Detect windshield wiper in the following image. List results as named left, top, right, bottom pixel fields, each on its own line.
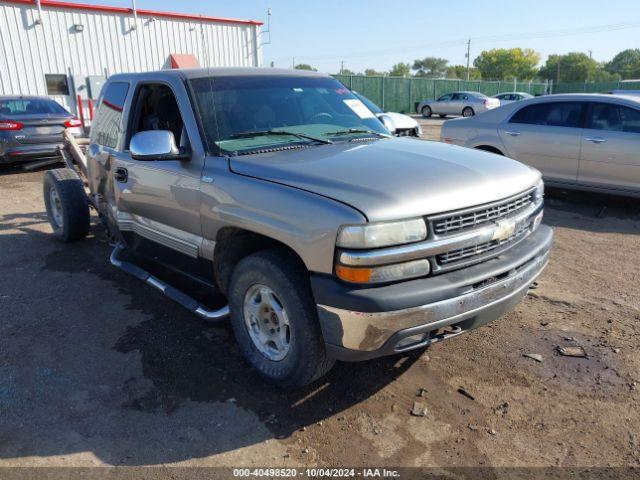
left=229, top=129, right=332, bottom=145
left=325, top=128, right=388, bottom=137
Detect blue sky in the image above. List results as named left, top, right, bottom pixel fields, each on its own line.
left=60, top=0, right=640, bottom=73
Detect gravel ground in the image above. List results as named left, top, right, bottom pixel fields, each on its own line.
left=1, top=133, right=639, bottom=473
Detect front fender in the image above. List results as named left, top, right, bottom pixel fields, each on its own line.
left=200, top=159, right=366, bottom=274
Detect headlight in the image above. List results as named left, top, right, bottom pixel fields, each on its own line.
left=336, top=259, right=430, bottom=284
left=534, top=180, right=544, bottom=203
left=337, top=218, right=427, bottom=249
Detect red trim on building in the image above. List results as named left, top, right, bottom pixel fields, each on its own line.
left=3, top=0, right=264, bottom=25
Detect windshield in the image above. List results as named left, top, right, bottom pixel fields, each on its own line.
left=352, top=91, right=384, bottom=114
left=189, top=75, right=389, bottom=154
left=0, top=98, right=67, bottom=116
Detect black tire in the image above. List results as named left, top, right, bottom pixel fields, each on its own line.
left=228, top=248, right=335, bottom=388
left=421, top=106, right=432, bottom=118
left=462, top=107, right=475, bottom=117
left=43, top=168, right=90, bottom=242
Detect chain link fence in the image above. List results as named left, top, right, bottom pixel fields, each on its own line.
left=333, top=75, right=640, bottom=113
left=333, top=75, right=549, bottom=113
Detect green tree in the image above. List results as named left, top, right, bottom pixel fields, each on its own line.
left=364, top=68, right=385, bottom=76
left=388, top=62, right=411, bottom=77
left=446, top=65, right=481, bottom=80
left=539, top=53, right=617, bottom=83
left=606, top=49, right=640, bottom=79
left=474, top=48, right=540, bottom=80
left=340, top=68, right=356, bottom=75
left=294, top=63, right=317, bottom=71
left=412, top=57, right=448, bottom=78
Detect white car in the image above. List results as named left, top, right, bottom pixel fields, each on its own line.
left=493, top=92, right=533, bottom=105
left=353, top=91, right=421, bottom=137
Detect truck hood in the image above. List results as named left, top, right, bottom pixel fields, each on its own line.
left=229, top=137, right=541, bottom=222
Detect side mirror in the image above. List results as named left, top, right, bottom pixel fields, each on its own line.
left=378, top=114, right=397, bottom=134
left=130, top=130, right=187, bottom=161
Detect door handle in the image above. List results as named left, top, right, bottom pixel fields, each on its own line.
left=504, top=131, right=521, bottom=136
left=585, top=137, right=606, bottom=144
left=114, top=167, right=128, bottom=183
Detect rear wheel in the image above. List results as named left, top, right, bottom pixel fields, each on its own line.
left=421, top=106, right=432, bottom=118
left=43, top=168, right=90, bottom=242
left=462, top=107, right=475, bottom=117
left=228, top=248, right=335, bottom=388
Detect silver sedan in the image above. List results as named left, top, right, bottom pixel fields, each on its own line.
left=440, top=93, right=640, bottom=197
left=493, top=92, right=533, bottom=105
left=417, top=91, right=500, bottom=118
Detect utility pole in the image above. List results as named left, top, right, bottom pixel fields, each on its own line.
left=465, top=39, right=471, bottom=81
left=131, top=0, right=138, bottom=30
left=292, top=57, right=295, bottom=69
left=588, top=50, right=593, bottom=59
left=340, top=60, right=344, bottom=75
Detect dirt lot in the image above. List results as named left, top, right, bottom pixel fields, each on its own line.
left=415, top=115, right=446, bottom=141
left=1, top=127, right=639, bottom=475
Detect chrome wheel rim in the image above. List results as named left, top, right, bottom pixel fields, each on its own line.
left=49, top=187, right=63, bottom=228
left=463, top=109, right=473, bottom=117
left=243, top=284, right=291, bottom=361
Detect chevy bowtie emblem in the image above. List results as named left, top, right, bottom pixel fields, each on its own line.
left=492, top=218, right=516, bottom=241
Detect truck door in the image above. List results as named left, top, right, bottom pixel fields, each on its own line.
left=111, top=79, right=206, bottom=259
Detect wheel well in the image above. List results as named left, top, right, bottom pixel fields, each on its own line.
left=474, top=145, right=504, bottom=155
left=212, top=227, right=306, bottom=294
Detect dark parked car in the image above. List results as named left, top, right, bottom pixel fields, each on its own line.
left=0, top=96, right=83, bottom=165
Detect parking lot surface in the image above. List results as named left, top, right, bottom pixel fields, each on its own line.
left=1, top=131, right=639, bottom=470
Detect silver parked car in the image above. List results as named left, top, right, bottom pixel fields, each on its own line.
left=352, top=91, right=421, bottom=137
left=417, top=91, right=500, bottom=118
left=493, top=92, right=533, bottom=105
left=441, top=93, right=640, bottom=197
left=0, top=96, right=83, bottom=166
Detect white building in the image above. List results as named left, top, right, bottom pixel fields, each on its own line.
left=0, top=0, right=263, bottom=123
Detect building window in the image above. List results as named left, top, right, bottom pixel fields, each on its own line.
left=45, top=74, right=69, bottom=95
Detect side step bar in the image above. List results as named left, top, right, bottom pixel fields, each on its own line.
left=110, top=244, right=229, bottom=322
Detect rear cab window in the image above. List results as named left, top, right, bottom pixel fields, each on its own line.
left=0, top=98, right=67, bottom=116
left=510, top=102, right=584, bottom=128
left=91, top=82, right=130, bottom=149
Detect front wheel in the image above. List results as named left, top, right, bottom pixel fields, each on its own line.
left=43, top=169, right=90, bottom=242
left=421, top=106, right=432, bottom=118
left=462, top=107, right=475, bottom=117
left=228, top=248, right=335, bottom=388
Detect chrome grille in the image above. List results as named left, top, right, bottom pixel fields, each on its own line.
left=437, top=224, right=529, bottom=265
left=432, top=190, right=534, bottom=235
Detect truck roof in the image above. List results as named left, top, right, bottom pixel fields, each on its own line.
left=108, top=67, right=329, bottom=82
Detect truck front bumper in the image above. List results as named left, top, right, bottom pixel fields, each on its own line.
left=312, top=225, right=553, bottom=361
